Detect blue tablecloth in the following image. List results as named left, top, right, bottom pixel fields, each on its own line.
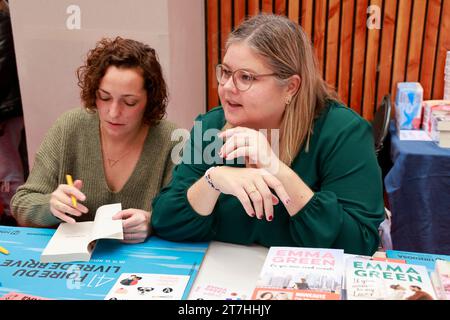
left=384, top=122, right=450, bottom=254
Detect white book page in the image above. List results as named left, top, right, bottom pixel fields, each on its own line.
left=41, top=203, right=124, bottom=263
left=91, top=203, right=123, bottom=241
left=41, top=221, right=94, bottom=261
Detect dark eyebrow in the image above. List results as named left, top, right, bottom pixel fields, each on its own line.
left=98, top=88, right=110, bottom=94
left=98, top=89, right=139, bottom=98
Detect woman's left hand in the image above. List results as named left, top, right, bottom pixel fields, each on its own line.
left=218, top=127, right=281, bottom=174
left=112, top=209, right=151, bottom=243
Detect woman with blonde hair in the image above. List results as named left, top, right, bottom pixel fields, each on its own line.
left=152, top=14, right=384, bottom=255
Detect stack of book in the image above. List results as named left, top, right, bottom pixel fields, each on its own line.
left=422, top=100, right=450, bottom=135
left=430, top=110, right=450, bottom=148
left=445, top=51, right=450, bottom=100
left=437, top=52, right=450, bottom=147
left=250, top=247, right=450, bottom=300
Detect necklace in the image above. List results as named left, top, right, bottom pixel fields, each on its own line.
left=102, top=139, right=135, bottom=167
left=106, top=148, right=133, bottom=167
left=100, top=132, right=138, bottom=168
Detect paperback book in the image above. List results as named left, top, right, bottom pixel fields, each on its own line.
left=41, top=203, right=124, bottom=263
left=251, top=247, right=344, bottom=300
left=434, top=260, right=450, bottom=300
left=346, top=257, right=437, bottom=300
left=386, top=249, right=450, bottom=274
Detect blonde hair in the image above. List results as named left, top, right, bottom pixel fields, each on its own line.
left=225, top=14, right=339, bottom=166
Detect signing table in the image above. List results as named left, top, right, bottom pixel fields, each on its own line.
left=0, top=225, right=267, bottom=300
left=384, top=122, right=450, bottom=254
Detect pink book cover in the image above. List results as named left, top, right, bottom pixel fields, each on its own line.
left=0, top=292, right=52, bottom=300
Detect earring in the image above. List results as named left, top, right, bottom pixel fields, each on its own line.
left=285, top=96, right=292, bottom=105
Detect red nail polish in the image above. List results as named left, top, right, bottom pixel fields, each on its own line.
left=268, top=215, right=273, bottom=221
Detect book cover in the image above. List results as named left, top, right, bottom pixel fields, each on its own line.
left=386, top=249, right=450, bottom=274
left=0, top=291, right=52, bottom=300
left=346, top=258, right=437, bottom=300
left=430, top=271, right=443, bottom=300
left=435, top=260, right=450, bottom=300
left=341, top=253, right=405, bottom=300
left=188, top=241, right=269, bottom=300
left=0, top=226, right=208, bottom=300
left=421, top=100, right=450, bottom=134
left=40, top=203, right=124, bottom=263
left=250, top=247, right=344, bottom=300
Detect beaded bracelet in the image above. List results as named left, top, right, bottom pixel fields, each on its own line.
left=204, top=166, right=221, bottom=192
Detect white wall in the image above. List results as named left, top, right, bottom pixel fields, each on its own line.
left=9, top=0, right=205, bottom=169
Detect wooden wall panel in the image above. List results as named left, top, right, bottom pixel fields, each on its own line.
left=325, top=0, right=341, bottom=88
left=349, top=0, right=369, bottom=115
left=205, top=0, right=450, bottom=119
left=206, top=0, right=219, bottom=108
left=220, top=0, right=232, bottom=60
left=262, top=0, right=273, bottom=13
left=362, top=0, right=382, bottom=121
left=301, top=0, right=313, bottom=41
left=390, top=0, right=412, bottom=103
left=420, top=0, right=441, bottom=100
left=234, top=0, right=246, bottom=27
left=314, top=0, right=327, bottom=75
left=337, top=0, right=355, bottom=105
left=248, top=0, right=260, bottom=16
left=376, top=0, right=397, bottom=107
left=432, top=0, right=450, bottom=98
left=406, top=0, right=426, bottom=82
left=274, top=0, right=287, bottom=15
left=288, top=0, right=300, bottom=22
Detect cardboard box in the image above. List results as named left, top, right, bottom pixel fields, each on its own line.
left=395, top=82, right=423, bottom=130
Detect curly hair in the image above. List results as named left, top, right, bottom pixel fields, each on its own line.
left=77, top=37, right=168, bottom=126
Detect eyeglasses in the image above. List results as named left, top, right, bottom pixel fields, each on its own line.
left=215, top=64, right=278, bottom=92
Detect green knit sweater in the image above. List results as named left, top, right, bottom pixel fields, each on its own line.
left=11, top=108, right=178, bottom=227
left=152, top=101, right=385, bottom=255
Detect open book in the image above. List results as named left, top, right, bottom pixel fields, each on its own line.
left=40, top=203, right=124, bottom=263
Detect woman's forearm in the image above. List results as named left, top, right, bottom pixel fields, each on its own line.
left=274, top=162, right=314, bottom=216
left=187, top=175, right=221, bottom=216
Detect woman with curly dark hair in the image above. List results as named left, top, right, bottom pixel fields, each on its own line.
left=11, top=37, right=177, bottom=243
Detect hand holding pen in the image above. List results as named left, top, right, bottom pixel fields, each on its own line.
left=49, top=174, right=89, bottom=223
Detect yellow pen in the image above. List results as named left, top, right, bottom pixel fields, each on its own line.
left=65, top=174, right=77, bottom=208
left=0, top=246, right=9, bottom=255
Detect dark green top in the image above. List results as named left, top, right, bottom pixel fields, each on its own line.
left=152, top=101, right=385, bottom=255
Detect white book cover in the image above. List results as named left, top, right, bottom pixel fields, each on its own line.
left=40, top=203, right=123, bottom=263
left=188, top=241, right=269, bottom=300
left=251, top=247, right=344, bottom=300
left=104, top=273, right=190, bottom=300
left=346, top=258, right=437, bottom=300
left=435, top=260, right=450, bottom=300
